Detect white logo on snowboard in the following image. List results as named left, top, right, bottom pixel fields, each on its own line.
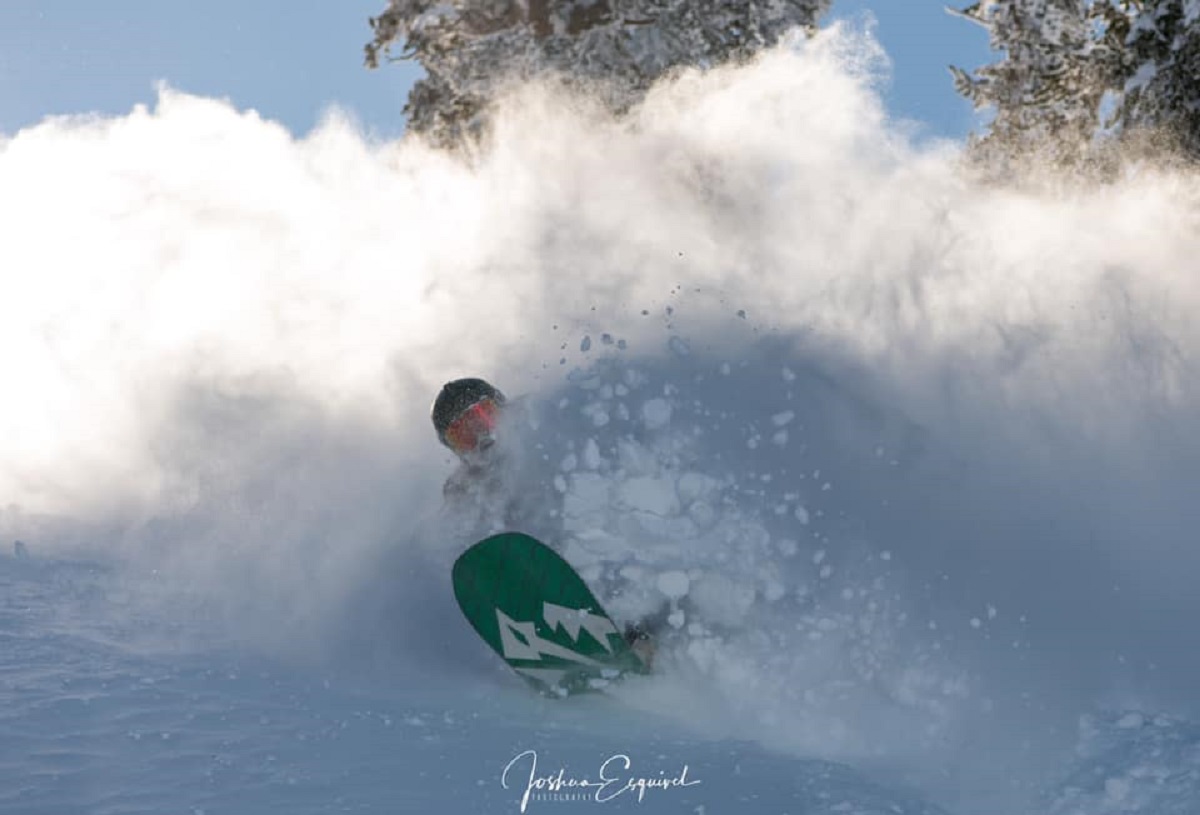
left=496, top=603, right=618, bottom=665
left=542, top=602, right=618, bottom=653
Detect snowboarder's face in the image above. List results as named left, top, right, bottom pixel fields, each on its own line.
left=444, top=397, right=502, bottom=460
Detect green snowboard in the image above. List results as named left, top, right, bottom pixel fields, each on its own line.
left=452, top=532, right=649, bottom=697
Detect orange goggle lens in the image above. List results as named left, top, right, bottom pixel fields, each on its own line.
left=444, top=398, right=501, bottom=454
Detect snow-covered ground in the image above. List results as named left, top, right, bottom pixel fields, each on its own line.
left=3, top=26, right=1200, bottom=815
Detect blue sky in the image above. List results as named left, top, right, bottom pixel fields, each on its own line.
left=0, top=1, right=990, bottom=139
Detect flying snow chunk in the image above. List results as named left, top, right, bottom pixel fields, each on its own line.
left=656, top=571, right=690, bottom=600
left=584, top=404, right=610, bottom=427
left=668, top=336, right=691, bottom=357
left=1104, top=778, right=1132, bottom=803
left=580, top=335, right=592, bottom=353
left=771, top=411, right=795, bottom=427
left=581, top=438, right=602, bottom=469
left=795, top=505, right=810, bottom=525
left=616, top=477, right=679, bottom=516
left=1116, top=713, right=1145, bottom=729
left=763, top=576, right=786, bottom=602
left=641, top=398, right=672, bottom=430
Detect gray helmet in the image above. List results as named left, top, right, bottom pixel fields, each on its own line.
left=432, top=377, right=506, bottom=446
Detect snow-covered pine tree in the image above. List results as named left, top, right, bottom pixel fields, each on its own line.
left=949, top=0, right=1128, bottom=171
left=365, top=1, right=830, bottom=150
left=1117, top=0, right=1200, bottom=158
left=952, top=0, right=1200, bottom=169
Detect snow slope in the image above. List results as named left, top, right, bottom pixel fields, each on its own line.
left=2, top=24, right=1200, bottom=815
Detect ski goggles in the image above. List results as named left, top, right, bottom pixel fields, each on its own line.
left=443, top=397, right=502, bottom=456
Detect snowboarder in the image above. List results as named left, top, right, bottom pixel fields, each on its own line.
left=432, top=377, right=656, bottom=665
left=431, top=376, right=510, bottom=500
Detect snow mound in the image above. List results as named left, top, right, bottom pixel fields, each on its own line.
left=1048, top=712, right=1200, bottom=815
